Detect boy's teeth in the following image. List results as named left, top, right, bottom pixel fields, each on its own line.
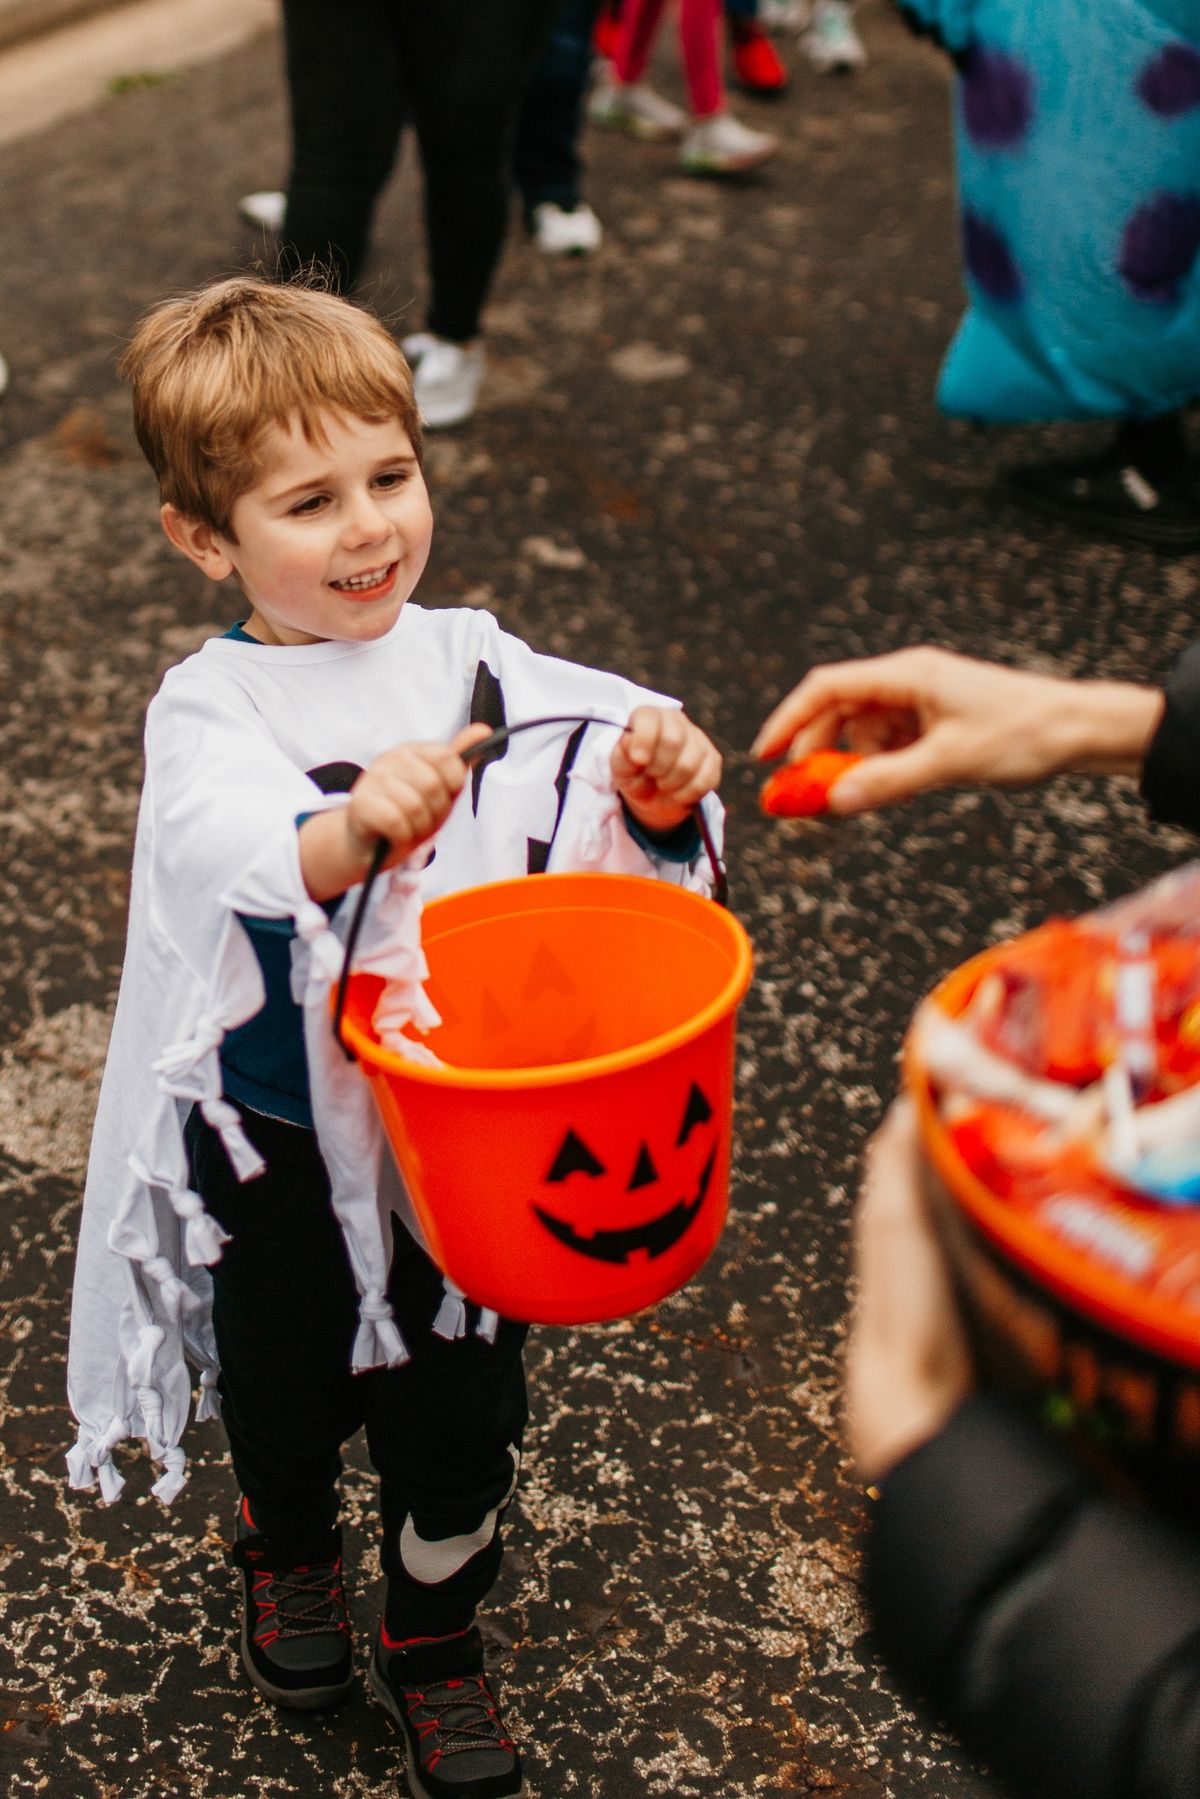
left=335, top=566, right=389, bottom=591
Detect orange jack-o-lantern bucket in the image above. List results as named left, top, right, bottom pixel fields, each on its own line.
left=335, top=872, right=753, bottom=1325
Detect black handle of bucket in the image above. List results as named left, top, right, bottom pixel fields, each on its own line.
left=331, top=713, right=728, bottom=1059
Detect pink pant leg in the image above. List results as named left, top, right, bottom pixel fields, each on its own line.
left=678, top=0, right=723, bottom=117
left=613, top=0, right=670, bottom=84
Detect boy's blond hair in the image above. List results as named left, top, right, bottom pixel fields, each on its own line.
left=120, top=277, right=422, bottom=538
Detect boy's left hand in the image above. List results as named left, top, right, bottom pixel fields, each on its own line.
left=610, top=706, right=722, bottom=835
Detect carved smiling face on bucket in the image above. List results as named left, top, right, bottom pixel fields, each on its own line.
left=534, top=1082, right=717, bottom=1265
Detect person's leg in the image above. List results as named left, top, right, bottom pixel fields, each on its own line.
left=514, top=0, right=605, bottom=217
left=363, top=1227, right=529, bottom=1796
left=678, top=0, right=724, bottom=117
left=186, top=1104, right=361, bottom=1707
left=613, top=0, right=670, bottom=83
left=277, top=0, right=405, bottom=290
left=401, top=0, right=560, bottom=346
left=363, top=1227, right=530, bottom=1643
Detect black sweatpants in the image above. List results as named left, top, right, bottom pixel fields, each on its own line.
left=185, top=1103, right=529, bottom=1638
left=278, top=0, right=561, bottom=341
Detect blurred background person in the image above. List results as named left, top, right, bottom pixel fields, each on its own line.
left=515, top=0, right=607, bottom=255
left=589, top=0, right=780, bottom=174
left=895, top=0, right=1200, bottom=550
left=244, top=0, right=562, bottom=430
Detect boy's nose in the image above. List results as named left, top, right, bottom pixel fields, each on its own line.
left=343, top=491, right=391, bottom=546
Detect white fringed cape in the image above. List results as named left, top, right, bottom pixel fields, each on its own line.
left=66, top=605, right=722, bottom=1504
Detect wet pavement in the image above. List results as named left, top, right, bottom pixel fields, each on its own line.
left=1, top=4, right=1196, bottom=1795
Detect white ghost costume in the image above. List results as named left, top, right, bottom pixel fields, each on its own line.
left=66, top=605, right=722, bottom=1505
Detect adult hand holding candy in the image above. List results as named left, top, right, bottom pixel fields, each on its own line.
left=752, top=646, right=1164, bottom=816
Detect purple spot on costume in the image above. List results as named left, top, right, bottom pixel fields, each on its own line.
left=962, top=210, right=1023, bottom=302
left=960, top=48, right=1035, bottom=148
left=1136, top=44, right=1200, bottom=118
left=1119, top=192, right=1200, bottom=303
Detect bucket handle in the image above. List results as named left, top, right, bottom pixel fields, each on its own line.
left=331, top=713, right=728, bottom=1060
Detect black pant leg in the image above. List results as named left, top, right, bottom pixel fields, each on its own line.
left=362, top=1224, right=530, bottom=1639
left=185, top=1105, right=363, bottom=1554
left=514, top=0, right=604, bottom=216
left=400, top=0, right=562, bottom=342
left=278, top=0, right=405, bottom=290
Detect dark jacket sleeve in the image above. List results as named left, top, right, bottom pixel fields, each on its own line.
left=1141, top=644, right=1200, bottom=835
left=864, top=1395, right=1200, bottom=1799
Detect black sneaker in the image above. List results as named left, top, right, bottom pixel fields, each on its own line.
left=229, top=1497, right=355, bottom=1709
left=1006, top=448, right=1200, bottom=551
left=369, top=1622, right=524, bottom=1798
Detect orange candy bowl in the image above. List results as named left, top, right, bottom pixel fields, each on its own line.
left=905, top=935, right=1200, bottom=1511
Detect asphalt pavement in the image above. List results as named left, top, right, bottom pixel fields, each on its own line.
left=0, top=4, right=1196, bottom=1795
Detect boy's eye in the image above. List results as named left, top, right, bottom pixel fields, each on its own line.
left=373, top=468, right=410, bottom=491
left=290, top=493, right=328, bottom=516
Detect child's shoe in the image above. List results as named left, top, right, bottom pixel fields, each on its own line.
left=804, top=0, right=866, bottom=71
left=238, top=189, right=286, bottom=232
left=679, top=111, right=780, bottom=174
left=529, top=201, right=603, bottom=256
left=759, top=0, right=808, bottom=29
left=229, top=1497, right=354, bottom=1709
left=401, top=333, right=487, bottom=430
left=370, top=1622, right=524, bottom=1798
left=1006, top=447, right=1200, bottom=552
left=729, top=21, right=790, bottom=95
left=588, top=79, right=687, bottom=140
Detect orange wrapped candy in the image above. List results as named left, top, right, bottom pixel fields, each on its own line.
left=759, top=750, right=865, bottom=818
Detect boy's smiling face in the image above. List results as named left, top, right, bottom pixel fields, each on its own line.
left=165, top=409, right=433, bottom=645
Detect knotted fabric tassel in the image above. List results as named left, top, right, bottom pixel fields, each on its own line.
left=140, top=1252, right=202, bottom=1320
left=169, top=1187, right=230, bottom=1267
left=352, top=1289, right=409, bottom=1371
left=151, top=1447, right=188, bottom=1505
left=153, top=1016, right=224, bottom=1083
left=433, top=1278, right=469, bottom=1341
left=476, top=1308, right=500, bottom=1345
left=199, top=1098, right=265, bottom=1183
left=67, top=1416, right=129, bottom=1503
left=195, top=1367, right=221, bottom=1423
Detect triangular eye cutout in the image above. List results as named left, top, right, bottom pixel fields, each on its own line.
left=627, top=1144, right=659, bottom=1190
left=545, top=1129, right=607, bottom=1183
left=676, top=1083, right=713, bottom=1146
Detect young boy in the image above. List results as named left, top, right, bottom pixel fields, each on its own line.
left=66, top=277, right=723, bottom=1799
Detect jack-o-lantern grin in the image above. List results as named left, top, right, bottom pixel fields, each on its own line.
left=532, top=1083, right=717, bottom=1266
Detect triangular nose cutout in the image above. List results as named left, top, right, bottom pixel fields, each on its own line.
left=524, top=940, right=577, bottom=1001
left=627, top=1144, right=659, bottom=1190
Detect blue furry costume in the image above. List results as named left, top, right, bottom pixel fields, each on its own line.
left=898, top=0, right=1200, bottom=422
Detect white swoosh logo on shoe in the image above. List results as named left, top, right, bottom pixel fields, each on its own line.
left=1120, top=467, right=1160, bottom=512
left=398, top=1449, right=520, bottom=1585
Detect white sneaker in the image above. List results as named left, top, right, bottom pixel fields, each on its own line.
left=238, top=189, right=286, bottom=232
left=759, top=0, right=808, bottom=29
left=530, top=201, right=603, bottom=256
left=0, top=351, right=8, bottom=398
left=679, top=111, right=780, bottom=175
left=588, top=80, right=687, bottom=141
left=401, top=332, right=486, bottom=429
left=804, top=0, right=865, bottom=71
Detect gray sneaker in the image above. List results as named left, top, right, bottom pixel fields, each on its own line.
left=369, top=1622, right=523, bottom=1798
left=229, top=1496, right=354, bottom=1709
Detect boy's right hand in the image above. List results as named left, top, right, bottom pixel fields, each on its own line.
left=300, top=724, right=490, bottom=901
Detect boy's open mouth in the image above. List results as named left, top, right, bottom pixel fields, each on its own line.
left=330, top=561, right=398, bottom=598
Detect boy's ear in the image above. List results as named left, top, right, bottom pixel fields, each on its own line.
left=160, top=504, right=235, bottom=582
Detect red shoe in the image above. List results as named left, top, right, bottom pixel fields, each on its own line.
left=730, top=24, right=789, bottom=94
